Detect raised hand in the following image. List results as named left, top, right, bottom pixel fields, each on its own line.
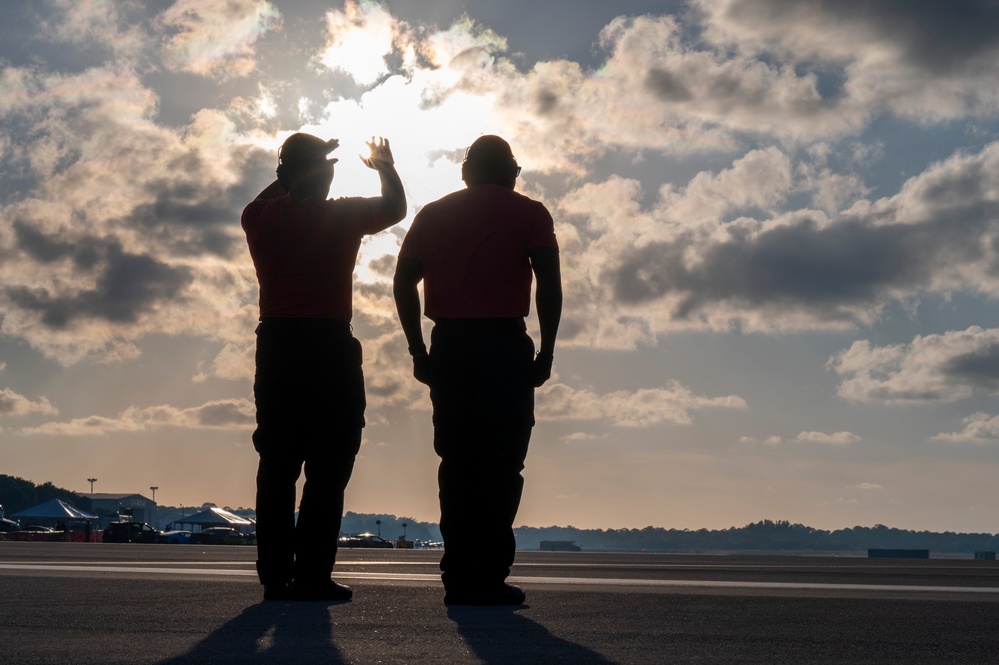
left=360, top=137, right=395, bottom=169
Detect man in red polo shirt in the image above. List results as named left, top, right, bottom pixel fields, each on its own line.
left=243, top=133, right=405, bottom=601
left=394, top=135, right=562, bottom=605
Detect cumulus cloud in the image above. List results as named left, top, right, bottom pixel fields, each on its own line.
left=694, top=0, right=999, bottom=122
left=8, top=239, right=193, bottom=328
left=0, top=58, right=264, bottom=363
left=20, top=399, right=254, bottom=436
left=829, top=326, right=999, bottom=403
left=0, top=389, right=57, bottom=419
left=595, top=14, right=858, bottom=142
left=318, top=0, right=399, bottom=86
left=796, top=431, right=861, bottom=445
left=537, top=380, right=746, bottom=427
left=561, top=140, right=999, bottom=341
left=5, top=1, right=999, bottom=372
left=158, top=0, right=281, bottom=78
left=742, top=431, right=861, bottom=446
left=562, top=432, right=602, bottom=442
left=39, top=0, right=149, bottom=63
left=934, top=412, right=999, bottom=444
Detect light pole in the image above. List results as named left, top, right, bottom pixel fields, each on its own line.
left=87, top=478, right=97, bottom=494
left=376, top=519, right=381, bottom=537
left=402, top=522, right=408, bottom=541
left=149, top=487, right=159, bottom=529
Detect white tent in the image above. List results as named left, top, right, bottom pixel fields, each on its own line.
left=11, top=498, right=98, bottom=521
left=173, top=506, right=253, bottom=529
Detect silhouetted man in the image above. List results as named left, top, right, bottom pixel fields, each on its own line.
left=243, top=133, right=405, bottom=601
left=394, top=135, right=562, bottom=605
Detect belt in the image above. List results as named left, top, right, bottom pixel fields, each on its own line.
left=257, top=318, right=352, bottom=335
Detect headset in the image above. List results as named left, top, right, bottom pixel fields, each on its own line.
left=461, top=148, right=521, bottom=185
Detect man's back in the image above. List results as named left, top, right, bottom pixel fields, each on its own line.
left=242, top=196, right=380, bottom=321
left=401, top=184, right=557, bottom=320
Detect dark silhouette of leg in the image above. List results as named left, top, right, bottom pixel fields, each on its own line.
left=255, top=451, right=302, bottom=585
left=430, top=320, right=534, bottom=594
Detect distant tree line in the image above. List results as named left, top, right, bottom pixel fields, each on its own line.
left=0, top=475, right=89, bottom=514
left=513, top=520, right=999, bottom=553
left=4, top=476, right=997, bottom=553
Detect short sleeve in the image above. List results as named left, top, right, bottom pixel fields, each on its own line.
left=527, top=202, right=558, bottom=250
left=398, top=211, right=425, bottom=260
left=329, top=196, right=385, bottom=235
left=241, top=199, right=267, bottom=232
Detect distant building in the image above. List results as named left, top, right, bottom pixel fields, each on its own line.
left=87, top=493, right=156, bottom=527
left=540, top=540, right=582, bottom=552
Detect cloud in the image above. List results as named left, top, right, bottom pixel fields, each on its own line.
left=693, top=0, right=999, bottom=122
left=562, top=432, right=602, bottom=442
left=20, top=398, right=254, bottom=436
left=193, top=341, right=255, bottom=383
left=560, top=140, right=999, bottom=341
left=7, top=240, right=192, bottom=328
left=158, top=0, right=281, bottom=78
left=742, top=431, right=861, bottom=446
left=6, top=1, right=999, bottom=376
left=39, top=0, right=149, bottom=63
left=829, top=326, right=999, bottom=403
left=0, top=57, right=264, bottom=364
left=0, top=389, right=57, bottom=418
left=796, top=431, right=861, bottom=445
left=537, top=380, right=746, bottom=427
left=594, top=14, right=859, bottom=142
left=317, top=0, right=400, bottom=86
left=934, top=412, right=999, bottom=444
left=850, top=483, right=883, bottom=491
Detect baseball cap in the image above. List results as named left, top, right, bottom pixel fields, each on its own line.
left=278, top=133, right=339, bottom=166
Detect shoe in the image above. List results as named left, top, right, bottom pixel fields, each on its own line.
left=444, top=583, right=526, bottom=606
left=262, top=582, right=293, bottom=601
left=290, top=580, right=353, bottom=602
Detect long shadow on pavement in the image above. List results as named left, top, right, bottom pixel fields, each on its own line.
left=158, top=601, right=346, bottom=664
left=448, top=605, right=615, bottom=664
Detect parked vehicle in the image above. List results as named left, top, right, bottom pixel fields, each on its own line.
left=338, top=533, right=395, bottom=548
left=102, top=522, right=160, bottom=543
left=22, top=525, right=56, bottom=533
left=190, top=527, right=246, bottom=545
left=156, top=530, right=193, bottom=544
left=0, top=505, right=18, bottom=532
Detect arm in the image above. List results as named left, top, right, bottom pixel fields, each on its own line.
left=361, top=137, right=407, bottom=230
left=393, top=256, right=431, bottom=385
left=253, top=179, right=287, bottom=201
left=529, top=246, right=563, bottom=386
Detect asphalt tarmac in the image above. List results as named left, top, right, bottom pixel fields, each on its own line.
left=2, top=543, right=998, bottom=663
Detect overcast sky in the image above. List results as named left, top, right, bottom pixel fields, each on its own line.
left=4, top=0, right=999, bottom=533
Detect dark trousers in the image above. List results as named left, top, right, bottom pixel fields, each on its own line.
left=429, top=318, right=536, bottom=590
left=252, top=318, right=365, bottom=585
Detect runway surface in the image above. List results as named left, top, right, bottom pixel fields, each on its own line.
left=3, top=543, right=998, bottom=663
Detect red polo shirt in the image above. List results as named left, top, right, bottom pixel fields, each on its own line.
left=242, top=196, right=386, bottom=321
left=399, top=185, right=558, bottom=320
